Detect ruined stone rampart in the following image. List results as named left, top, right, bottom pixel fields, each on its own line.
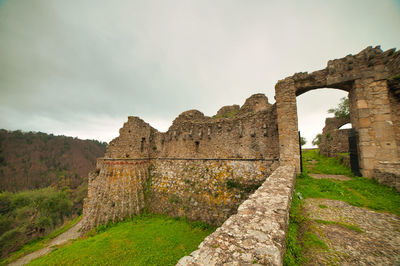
left=319, top=117, right=350, bottom=157
left=82, top=94, right=280, bottom=232
left=177, top=165, right=296, bottom=266
left=81, top=159, right=150, bottom=232
left=106, top=94, right=278, bottom=160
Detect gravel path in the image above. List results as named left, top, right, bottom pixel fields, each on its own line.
left=8, top=220, right=83, bottom=266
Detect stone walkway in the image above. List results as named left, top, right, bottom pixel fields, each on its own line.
left=303, top=173, right=400, bottom=265
left=303, top=198, right=400, bottom=265
left=308, top=173, right=351, bottom=181
left=8, top=220, right=83, bottom=266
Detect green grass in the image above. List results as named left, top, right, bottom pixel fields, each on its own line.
left=28, top=214, right=215, bottom=266
left=296, top=172, right=400, bottom=216
left=212, top=109, right=239, bottom=119
left=284, top=149, right=400, bottom=265
left=314, top=219, right=363, bottom=233
left=302, top=231, right=328, bottom=250
left=303, top=149, right=353, bottom=176
left=283, top=195, right=306, bottom=266
left=1, top=216, right=82, bottom=265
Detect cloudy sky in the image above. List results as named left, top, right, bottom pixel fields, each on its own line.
left=1, top=0, right=399, bottom=147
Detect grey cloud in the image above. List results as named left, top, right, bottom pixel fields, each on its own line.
left=0, top=0, right=399, bottom=142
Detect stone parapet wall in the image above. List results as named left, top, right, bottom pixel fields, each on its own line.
left=177, top=165, right=296, bottom=266
left=149, top=159, right=278, bottom=226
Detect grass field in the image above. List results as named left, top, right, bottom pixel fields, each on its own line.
left=28, top=214, right=215, bottom=265
left=284, top=149, right=400, bottom=266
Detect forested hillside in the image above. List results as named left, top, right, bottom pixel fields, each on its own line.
left=0, top=129, right=106, bottom=192
left=0, top=129, right=106, bottom=258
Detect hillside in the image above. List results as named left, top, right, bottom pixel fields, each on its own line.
left=0, top=129, right=106, bottom=192
left=0, top=129, right=106, bottom=258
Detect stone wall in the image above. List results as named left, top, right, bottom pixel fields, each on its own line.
left=106, top=94, right=279, bottom=160
left=81, top=158, right=150, bottom=232
left=388, top=78, right=400, bottom=158
left=81, top=94, right=281, bottom=232
left=148, top=159, right=277, bottom=226
left=373, top=80, right=400, bottom=191
left=319, top=117, right=350, bottom=157
left=177, top=165, right=296, bottom=266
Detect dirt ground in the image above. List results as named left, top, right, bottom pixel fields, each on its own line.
left=8, top=220, right=83, bottom=266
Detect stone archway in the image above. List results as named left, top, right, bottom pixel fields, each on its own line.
left=275, top=46, right=400, bottom=183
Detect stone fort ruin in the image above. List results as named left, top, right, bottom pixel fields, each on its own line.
left=82, top=46, right=400, bottom=265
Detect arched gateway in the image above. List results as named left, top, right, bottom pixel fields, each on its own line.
left=275, top=46, right=400, bottom=187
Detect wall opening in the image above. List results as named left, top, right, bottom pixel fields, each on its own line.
left=141, top=138, right=146, bottom=152
left=195, top=141, right=200, bottom=152
left=339, top=123, right=352, bottom=130
left=296, top=89, right=349, bottom=148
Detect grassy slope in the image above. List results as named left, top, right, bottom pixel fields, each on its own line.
left=1, top=216, right=82, bottom=265
left=284, top=149, right=400, bottom=265
left=29, top=215, right=215, bottom=265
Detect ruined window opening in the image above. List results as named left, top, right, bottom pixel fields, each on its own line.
left=195, top=141, right=200, bottom=152
left=141, top=138, right=146, bottom=152
left=125, top=154, right=130, bottom=158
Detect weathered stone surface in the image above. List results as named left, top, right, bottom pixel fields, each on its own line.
left=238, top=93, right=271, bottom=115
left=275, top=46, right=400, bottom=190
left=216, top=105, right=240, bottom=117
left=105, top=94, right=279, bottom=160
left=81, top=94, right=281, bottom=233
left=177, top=165, right=296, bottom=266
left=319, top=117, right=351, bottom=157
left=149, top=159, right=278, bottom=226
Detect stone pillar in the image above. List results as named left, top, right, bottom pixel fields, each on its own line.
left=351, top=78, right=399, bottom=177
left=275, top=78, right=301, bottom=173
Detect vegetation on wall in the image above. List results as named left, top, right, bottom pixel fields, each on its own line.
left=312, top=133, right=322, bottom=146
left=300, top=137, right=307, bottom=146
left=328, top=96, right=349, bottom=119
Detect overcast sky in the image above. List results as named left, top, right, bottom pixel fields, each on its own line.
left=0, top=0, right=399, bottom=147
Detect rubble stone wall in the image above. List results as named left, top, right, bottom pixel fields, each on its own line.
left=319, top=117, right=351, bottom=157
left=81, top=94, right=281, bottom=232
left=177, top=165, right=296, bottom=266
left=81, top=159, right=150, bottom=232
left=148, top=159, right=278, bottom=226
left=106, top=94, right=279, bottom=160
